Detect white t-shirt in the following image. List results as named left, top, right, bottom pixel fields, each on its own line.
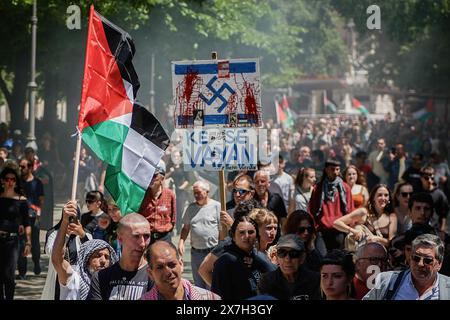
left=59, top=265, right=81, bottom=300
left=273, top=172, right=294, bottom=209
left=182, top=199, right=221, bottom=249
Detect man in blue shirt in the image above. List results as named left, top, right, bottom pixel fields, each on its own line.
left=363, top=234, right=450, bottom=300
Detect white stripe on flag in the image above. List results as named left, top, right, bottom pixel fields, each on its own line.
left=122, top=127, right=164, bottom=189
left=110, top=113, right=132, bottom=127
left=123, top=79, right=135, bottom=104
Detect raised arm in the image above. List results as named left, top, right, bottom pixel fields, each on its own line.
left=333, top=207, right=368, bottom=241
left=51, top=201, right=78, bottom=286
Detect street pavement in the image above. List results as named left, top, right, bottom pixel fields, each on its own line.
left=14, top=202, right=193, bottom=300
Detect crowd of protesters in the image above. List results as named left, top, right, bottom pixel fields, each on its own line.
left=1, top=108, right=450, bottom=300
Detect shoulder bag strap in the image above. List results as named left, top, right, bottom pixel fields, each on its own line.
left=384, top=270, right=407, bottom=300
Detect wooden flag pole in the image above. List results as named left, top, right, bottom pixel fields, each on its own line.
left=211, top=51, right=227, bottom=211
left=71, top=5, right=95, bottom=203
left=71, top=133, right=82, bottom=202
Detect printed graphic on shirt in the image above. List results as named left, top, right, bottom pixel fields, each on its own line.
left=107, top=279, right=148, bottom=300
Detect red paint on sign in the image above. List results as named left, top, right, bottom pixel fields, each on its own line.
left=183, top=71, right=199, bottom=105
left=244, top=82, right=258, bottom=115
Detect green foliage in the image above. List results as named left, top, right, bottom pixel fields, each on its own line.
left=0, top=0, right=349, bottom=125
left=332, top=0, right=450, bottom=92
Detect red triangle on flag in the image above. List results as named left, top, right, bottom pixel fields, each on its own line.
left=281, top=95, right=290, bottom=110
left=78, top=5, right=134, bottom=133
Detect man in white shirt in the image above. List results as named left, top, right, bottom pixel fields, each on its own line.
left=273, top=155, right=294, bottom=210
left=368, top=138, right=389, bottom=185
left=178, top=181, right=221, bottom=289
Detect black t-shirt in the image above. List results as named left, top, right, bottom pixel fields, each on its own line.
left=254, top=191, right=288, bottom=220
left=0, top=197, right=29, bottom=233
left=87, top=262, right=153, bottom=300
left=23, top=177, right=44, bottom=206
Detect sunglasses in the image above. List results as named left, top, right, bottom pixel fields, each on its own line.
left=297, top=226, right=314, bottom=234
left=232, top=188, right=250, bottom=196
left=421, top=175, right=435, bottom=181
left=277, top=249, right=302, bottom=259
left=411, top=254, right=434, bottom=265
left=401, top=192, right=413, bottom=198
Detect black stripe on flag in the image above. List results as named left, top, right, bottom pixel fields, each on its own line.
left=98, top=12, right=140, bottom=99
left=131, top=102, right=170, bottom=151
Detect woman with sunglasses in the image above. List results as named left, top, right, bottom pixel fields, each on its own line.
left=393, top=182, right=413, bottom=234
left=320, top=249, right=355, bottom=300
left=80, top=191, right=107, bottom=235
left=283, top=210, right=324, bottom=271
left=343, top=165, right=369, bottom=209
left=289, top=167, right=316, bottom=213
left=258, top=234, right=321, bottom=300
left=334, top=184, right=397, bottom=248
left=211, top=216, right=273, bottom=300
left=0, top=167, right=30, bottom=299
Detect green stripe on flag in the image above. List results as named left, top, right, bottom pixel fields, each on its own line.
left=105, top=164, right=147, bottom=214
left=82, top=120, right=129, bottom=167
left=357, top=106, right=369, bottom=115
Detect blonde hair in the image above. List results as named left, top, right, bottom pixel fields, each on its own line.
left=249, top=208, right=278, bottom=227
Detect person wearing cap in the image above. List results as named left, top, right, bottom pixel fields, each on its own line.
left=308, top=159, right=354, bottom=252
left=139, top=160, right=176, bottom=244
left=258, top=234, right=321, bottom=300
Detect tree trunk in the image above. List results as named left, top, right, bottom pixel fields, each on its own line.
left=9, top=50, right=28, bottom=131
left=42, top=72, right=58, bottom=135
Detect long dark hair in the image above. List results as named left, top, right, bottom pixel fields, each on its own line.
left=320, top=249, right=355, bottom=279
left=0, top=167, right=25, bottom=196
left=283, top=210, right=316, bottom=238
left=294, top=167, right=315, bottom=188
left=85, top=190, right=108, bottom=213
left=392, top=182, right=412, bottom=208
left=367, top=184, right=394, bottom=217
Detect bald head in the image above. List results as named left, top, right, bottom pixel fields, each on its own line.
left=145, top=240, right=180, bottom=268
left=117, top=213, right=150, bottom=234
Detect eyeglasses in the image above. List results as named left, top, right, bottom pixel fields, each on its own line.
left=232, top=188, right=250, bottom=196
left=4, top=177, right=16, bottom=182
left=297, top=226, right=314, bottom=234
left=401, top=192, right=413, bottom=198
left=277, top=249, right=302, bottom=259
left=358, top=257, right=387, bottom=264
left=411, top=254, right=434, bottom=265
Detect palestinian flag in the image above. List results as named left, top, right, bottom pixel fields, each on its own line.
left=78, top=5, right=169, bottom=213
left=281, top=95, right=295, bottom=129
left=275, top=99, right=287, bottom=124
left=323, top=91, right=337, bottom=113
left=352, top=98, right=369, bottom=115
left=412, top=99, right=434, bottom=122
